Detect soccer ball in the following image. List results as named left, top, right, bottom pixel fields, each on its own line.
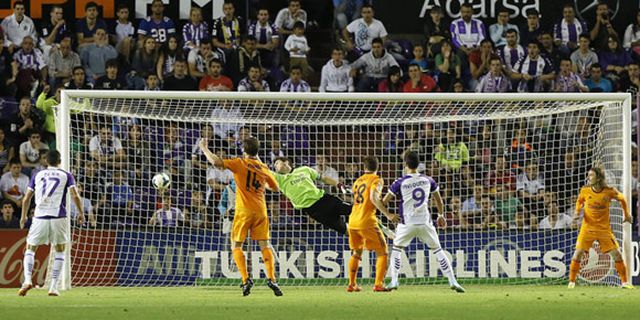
left=152, top=173, right=171, bottom=190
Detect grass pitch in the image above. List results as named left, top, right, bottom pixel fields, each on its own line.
left=1, top=284, right=638, bottom=320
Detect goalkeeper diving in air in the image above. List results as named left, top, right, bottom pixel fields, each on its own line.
left=272, top=157, right=394, bottom=237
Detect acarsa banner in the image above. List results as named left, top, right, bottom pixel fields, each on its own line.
left=114, top=229, right=627, bottom=286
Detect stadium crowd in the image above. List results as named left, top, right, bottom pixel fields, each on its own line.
left=0, top=0, right=638, bottom=233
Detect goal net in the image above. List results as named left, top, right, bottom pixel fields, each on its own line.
left=53, top=91, right=632, bottom=288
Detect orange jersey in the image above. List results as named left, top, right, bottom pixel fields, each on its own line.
left=223, top=157, right=277, bottom=216
left=349, top=173, right=382, bottom=230
left=576, top=186, right=628, bottom=232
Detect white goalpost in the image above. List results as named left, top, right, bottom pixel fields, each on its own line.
left=52, top=91, right=633, bottom=289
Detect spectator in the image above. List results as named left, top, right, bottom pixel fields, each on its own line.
left=480, top=195, right=506, bottom=230
left=162, top=59, right=198, bottom=91
left=49, top=38, right=81, bottom=87
left=403, top=63, right=438, bottom=92
left=319, top=47, right=354, bottom=92
left=450, top=3, right=486, bottom=59
left=0, top=200, right=19, bottom=228
left=227, top=35, right=261, bottom=85
left=0, top=34, right=18, bottom=96
left=81, top=28, right=118, bottom=83
left=39, top=5, right=70, bottom=60
left=435, top=40, right=462, bottom=92
left=95, top=59, right=126, bottom=90
left=540, top=30, right=566, bottom=73
left=76, top=1, right=108, bottom=48
left=249, top=8, right=279, bottom=68
left=144, top=73, right=160, bottom=91
left=5, top=97, right=44, bottom=148
left=137, top=0, right=176, bottom=47
left=584, top=63, right=613, bottom=92
left=0, top=158, right=29, bottom=208
left=122, top=124, right=150, bottom=186
left=486, top=155, right=515, bottom=193
left=343, top=4, right=388, bottom=54
left=188, top=39, right=223, bottom=80
left=445, top=195, right=462, bottom=229
left=182, top=7, right=210, bottom=52
left=570, top=34, right=598, bottom=80
left=19, top=130, right=48, bottom=172
left=275, top=0, right=308, bottom=37
left=462, top=185, right=484, bottom=223
left=377, top=65, right=403, bottom=92
left=70, top=183, right=97, bottom=228
left=89, top=124, right=126, bottom=169
left=184, top=190, right=209, bottom=229
left=476, top=57, right=511, bottom=92
left=589, top=2, right=618, bottom=50
left=423, top=6, right=450, bottom=57
left=334, top=0, right=364, bottom=32
left=156, top=35, right=184, bottom=82
left=538, top=202, right=573, bottom=230
left=554, top=58, right=588, bottom=92
left=212, top=1, right=245, bottom=54
left=35, top=84, right=62, bottom=144
left=520, top=9, right=541, bottom=46
left=507, top=128, right=535, bottom=168
left=238, top=64, right=270, bottom=91
left=314, top=153, right=339, bottom=183
left=489, top=7, right=519, bottom=47
left=553, top=4, right=587, bottom=54
left=494, top=184, right=526, bottom=229
left=130, top=37, right=159, bottom=89
left=0, top=128, right=15, bottom=173
left=497, top=29, right=526, bottom=73
left=469, top=39, right=499, bottom=89
left=623, top=10, right=640, bottom=57
left=285, top=21, right=311, bottom=79
left=217, top=179, right=236, bottom=233
left=192, top=124, right=226, bottom=190
left=621, top=62, right=640, bottom=92
left=13, top=36, right=47, bottom=98
left=517, top=161, right=545, bottom=214
left=113, top=4, right=135, bottom=62
left=99, top=170, right=134, bottom=224
left=598, top=35, right=632, bottom=84
left=0, top=1, right=37, bottom=54
left=434, top=128, right=469, bottom=172
left=280, top=65, right=311, bottom=92
left=511, top=41, right=555, bottom=92
left=29, top=149, right=48, bottom=179
left=159, top=123, right=187, bottom=184
left=206, top=149, right=234, bottom=194
left=199, top=58, right=234, bottom=91
left=409, top=43, right=429, bottom=73
left=64, top=66, right=93, bottom=89
left=350, top=37, right=399, bottom=92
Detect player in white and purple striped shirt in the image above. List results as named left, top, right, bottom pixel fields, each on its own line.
left=18, top=150, right=85, bottom=297
left=182, top=7, right=210, bottom=51
left=382, top=151, right=464, bottom=292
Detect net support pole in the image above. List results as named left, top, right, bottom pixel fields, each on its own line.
left=622, top=93, right=633, bottom=283
left=59, top=90, right=72, bottom=290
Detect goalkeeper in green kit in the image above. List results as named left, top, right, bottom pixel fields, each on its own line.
left=272, top=157, right=352, bottom=234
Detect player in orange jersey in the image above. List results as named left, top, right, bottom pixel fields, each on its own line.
left=347, top=156, right=399, bottom=292
left=568, top=166, right=634, bottom=289
left=199, top=137, right=283, bottom=296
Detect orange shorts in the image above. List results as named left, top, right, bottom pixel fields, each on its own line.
left=231, top=212, right=270, bottom=243
left=348, top=227, right=387, bottom=253
left=575, top=229, right=619, bottom=253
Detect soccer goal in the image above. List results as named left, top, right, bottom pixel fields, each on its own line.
left=53, top=91, right=633, bottom=289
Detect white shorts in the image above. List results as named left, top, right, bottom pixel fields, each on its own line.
left=393, top=223, right=441, bottom=249
left=27, top=218, right=69, bottom=246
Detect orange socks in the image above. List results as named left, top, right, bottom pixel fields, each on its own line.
left=348, top=255, right=361, bottom=286
left=615, top=261, right=628, bottom=283
left=261, top=247, right=276, bottom=281
left=375, top=255, right=388, bottom=287
left=232, top=248, right=248, bottom=283
left=569, top=260, right=580, bottom=282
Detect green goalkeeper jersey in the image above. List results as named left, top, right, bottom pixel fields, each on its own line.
left=273, top=166, right=325, bottom=209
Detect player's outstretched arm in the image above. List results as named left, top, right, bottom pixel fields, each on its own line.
left=382, top=192, right=395, bottom=207
left=70, top=187, right=85, bottom=226
left=371, top=180, right=399, bottom=223
left=198, top=138, right=224, bottom=168
left=20, top=189, right=34, bottom=229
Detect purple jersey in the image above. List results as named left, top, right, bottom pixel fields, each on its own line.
left=389, top=174, right=438, bottom=225
left=29, top=167, right=76, bottom=219
left=138, top=16, right=176, bottom=43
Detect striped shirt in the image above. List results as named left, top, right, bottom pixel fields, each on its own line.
left=497, top=44, right=527, bottom=71
left=182, top=21, right=210, bottom=49
left=154, top=207, right=184, bottom=227
left=554, top=72, right=584, bottom=92
left=476, top=73, right=511, bottom=93
left=279, top=78, right=310, bottom=92
left=450, top=18, right=485, bottom=49
left=248, top=21, right=279, bottom=44
left=513, top=55, right=553, bottom=92
left=554, top=18, right=587, bottom=46
left=13, top=49, right=45, bottom=71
